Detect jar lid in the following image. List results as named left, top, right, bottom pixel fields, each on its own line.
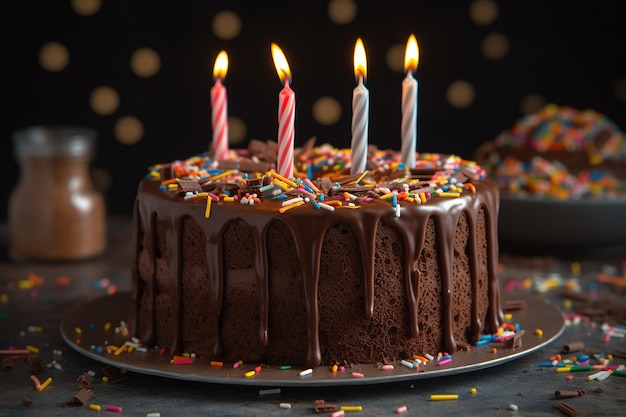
left=13, top=126, right=97, bottom=157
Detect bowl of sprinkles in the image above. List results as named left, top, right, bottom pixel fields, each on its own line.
left=476, top=104, right=626, bottom=253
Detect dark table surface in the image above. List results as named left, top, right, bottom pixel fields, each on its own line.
left=1, top=216, right=625, bottom=417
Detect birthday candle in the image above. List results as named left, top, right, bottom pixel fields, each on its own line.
left=351, top=38, right=369, bottom=175
left=401, top=34, right=419, bottom=168
left=271, top=43, right=295, bottom=179
left=211, top=50, right=229, bottom=161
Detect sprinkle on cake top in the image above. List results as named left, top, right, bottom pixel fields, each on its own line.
left=145, top=139, right=487, bottom=213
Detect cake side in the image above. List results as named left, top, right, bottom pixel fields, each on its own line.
left=130, top=165, right=501, bottom=367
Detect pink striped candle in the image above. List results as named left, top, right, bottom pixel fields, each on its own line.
left=271, top=43, right=295, bottom=178
left=351, top=38, right=369, bottom=175
left=211, top=50, right=229, bottom=161
left=401, top=34, right=419, bottom=168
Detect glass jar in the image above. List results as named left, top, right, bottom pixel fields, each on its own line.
left=8, top=126, right=106, bottom=261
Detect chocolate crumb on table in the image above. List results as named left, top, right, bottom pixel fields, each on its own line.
left=314, top=399, right=338, bottom=413
left=27, top=355, right=44, bottom=374
left=2, top=356, right=12, bottom=370
left=63, top=387, right=93, bottom=407
left=554, top=389, right=586, bottom=399
left=76, top=371, right=93, bottom=390
left=562, top=341, right=585, bottom=353
left=102, top=366, right=128, bottom=383
left=556, top=401, right=579, bottom=417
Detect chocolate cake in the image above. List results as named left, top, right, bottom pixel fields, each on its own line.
left=130, top=141, right=502, bottom=367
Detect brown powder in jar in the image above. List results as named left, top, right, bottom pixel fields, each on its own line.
left=8, top=126, right=106, bottom=261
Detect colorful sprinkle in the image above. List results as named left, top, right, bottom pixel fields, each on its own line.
left=430, top=394, right=458, bottom=401
left=37, top=377, right=52, bottom=392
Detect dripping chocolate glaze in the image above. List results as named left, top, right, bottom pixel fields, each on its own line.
left=131, top=176, right=501, bottom=367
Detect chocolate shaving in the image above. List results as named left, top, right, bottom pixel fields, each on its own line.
left=247, top=177, right=263, bottom=187
left=334, top=185, right=376, bottom=195
left=159, top=163, right=175, bottom=180
left=298, top=136, right=317, bottom=155
left=247, top=139, right=278, bottom=162
left=176, top=179, right=203, bottom=193
left=461, top=168, right=482, bottom=181
left=102, top=365, right=128, bottom=383
left=199, top=179, right=217, bottom=192
left=26, top=355, right=44, bottom=374
left=64, top=388, right=93, bottom=407
left=556, top=401, right=579, bottom=417
left=562, top=341, right=584, bottom=353
left=262, top=140, right=279, bottom=159
left=384, top=169, right=407, bottom=181
left=408, top=168, right=439, bottom=177
left=218, top=158, right=272, bottom=173
left=76, top=372, right=93, bottom=390
left=555, top=389, right=586, bottom=399
left=377, top=181, right=408, bottom=191
left=313, top=399, right=338, bottom=413
left=406, top=183, right=435, bottom=193
left=316, top=177, right=333, bottom=195
left=336, top=172, right=367, bottom=186
left=452, top=170, right=469, bottom=184
left=504, top=330, right=525, bottom=349
left=2, top=356, right=12, bottom=371
left=63, top=399, right=82, bottom=407
left=503, top=300, right=527, bottom=312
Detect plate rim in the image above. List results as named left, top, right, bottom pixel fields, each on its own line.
left=60, top=292, right=565, bottom=387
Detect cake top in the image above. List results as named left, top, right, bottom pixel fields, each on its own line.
left=477, top=104, right=626, bottom=200
left=146, top=138, right=488, bottom=211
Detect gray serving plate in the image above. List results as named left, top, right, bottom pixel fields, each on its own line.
left=61, top=292, right=564, bottom=387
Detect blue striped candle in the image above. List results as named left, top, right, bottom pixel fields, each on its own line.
left=401, top=34, right=419, bottom=168
left=351, top=38, right=369, bottom=175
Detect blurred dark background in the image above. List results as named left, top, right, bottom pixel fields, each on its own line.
left=1, top=0, right=625, bottom=218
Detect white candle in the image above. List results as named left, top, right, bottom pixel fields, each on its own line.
left=211, top=50, right=229, bottom=161
left=401, top=34, right=419, bottom=168
left=351, top=38, right=369, bottom=175
left=271, top=43, right=295, bottom=179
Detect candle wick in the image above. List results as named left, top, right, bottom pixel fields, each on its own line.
left=280, top=70, right=291, bottom=86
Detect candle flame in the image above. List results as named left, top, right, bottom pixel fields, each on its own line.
left=353, top=38, right=367, bottom=81
left=404, top=34, right=419, bottom=73
left=271, top=43, right=291, bottom=84
left=213, top=50, right=229, bottom=80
